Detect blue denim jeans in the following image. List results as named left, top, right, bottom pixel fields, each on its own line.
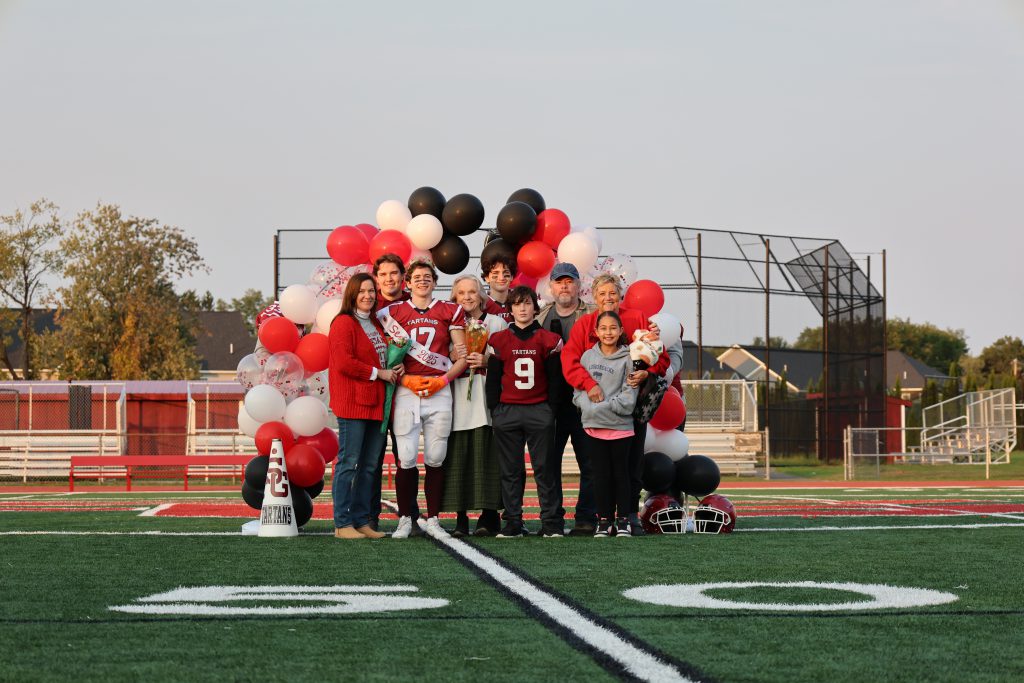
left=332, top=418, right=386, bottom=528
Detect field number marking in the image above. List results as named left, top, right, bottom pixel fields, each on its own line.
left=108, top=584, right=448, bottom=616
left=623, top=581, right=959, bottom=612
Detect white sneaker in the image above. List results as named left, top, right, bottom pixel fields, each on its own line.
left=424, top=516, right=447, bottom=539
left=392, top=516, right=413, bottom=539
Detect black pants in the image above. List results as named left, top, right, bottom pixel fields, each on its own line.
left=491, top=402, right=562, bottom=525
left=628, top=417, right=647, bottom=512
left=586, top=433, right=633, bottom=520
left=554, top=402, right=595, bottom=524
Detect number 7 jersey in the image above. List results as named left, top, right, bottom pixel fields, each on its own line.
left=488, top=325, right=563, bottom=404
left=378, top=299, right=466, bottom=377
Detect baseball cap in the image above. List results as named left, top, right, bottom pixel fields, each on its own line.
left=550, top=263, right=580, bottom=281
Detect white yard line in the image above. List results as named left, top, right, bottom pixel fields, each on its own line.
left=138, top=503, right=176, bottom=517
left=738, top=522, right=1024, bottom=532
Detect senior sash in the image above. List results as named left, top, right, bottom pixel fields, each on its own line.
left=378, top=302, right=453, bottom=374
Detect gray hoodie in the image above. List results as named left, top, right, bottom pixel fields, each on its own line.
left=573, top=343, right=638, bottom=431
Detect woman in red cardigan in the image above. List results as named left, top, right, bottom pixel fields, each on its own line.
left=329, top=273, right=405, bottom=539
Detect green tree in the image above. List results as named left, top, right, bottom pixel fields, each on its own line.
left=887, top=318, right=968, bottom=373
left=752, top=335, right=790, bottom=348
left=47, top=203, right=208, bottom=380
left=0, top=199, right=65, bottom=379
left=978, top=336, right=1024, bottom=377
left=793, top=326, right=822, bottom=350
left=218, top=288, right=273, bottom=337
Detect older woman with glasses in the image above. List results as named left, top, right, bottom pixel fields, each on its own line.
left=440, top=274, right=508, bottom=537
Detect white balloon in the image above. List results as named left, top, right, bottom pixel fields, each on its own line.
left=279, top=284, right=318, bottom=325
left=649, top=312, right=682, bottom=348
left=244, top=384, right=287, bottom=423
left=237, top=405, right=262, bottom=438
left=572, top=224, right=603, bottom=252
left=284, top=395, right=329, bottom=436
left=644, top=423, right=659, bottom=453
left=653, top=429, right=690, bottom=462
left=315, top=298, right=343, bottom=334
left=305, top=370, right=331, bottom=405
left=557, top=232, right=600, bottom=274
left=405, top=214, right=444, bottom=250
left=376, top=199, right=412, bottom=233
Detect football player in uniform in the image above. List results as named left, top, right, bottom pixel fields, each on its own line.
left=486, top=286, right=565, bottom=537
left=377, top=260, right=467, bottom=538
left=481, top=252, right=515, bottom=323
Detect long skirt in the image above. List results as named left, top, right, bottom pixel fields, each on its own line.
left=440, top=426, right=503, bottom=512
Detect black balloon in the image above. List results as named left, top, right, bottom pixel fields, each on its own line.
left=241, top=481, right=264, bottom=510
left=675, top=455, right=721, bottom=498
left=441, top=193, right=485, bottom=236
left=480, top=237, right=517, bottom=267
left=496, top=201, right=537, bottom=245
left=244, top=455, right=269, bottom=490
left=408, top=186, right=446, bottom=219
left=507, top=188, right=546, bottom=215
left=292, top=487, right=314, bottom=527
left=305, top=479, right=325, bottom=499
left=431, top=232, right=471, bottom=275
left=641, top=451, right=675, bottom=494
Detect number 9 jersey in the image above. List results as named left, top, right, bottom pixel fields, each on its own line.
left=488, top=325, right=563, bottom=404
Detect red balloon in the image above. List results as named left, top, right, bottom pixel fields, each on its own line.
left=255, top=421, right=295, bottom=455
left=649, top=389, right=686, bottom=431
left=534, top=209, right=571, bottom=249
left=285, top=443, right=325, bottom=488
left=296, top=427, right=339, bottom=465
left=354, top=223, right=379, bottom=243
left=327, top=226, right=370, bottom=266
left=368, top=230, right=412, bottom=264
left=259, top=317, right=300, bottom=354
left=511, top=272, right=538, bottom=290
left=516, top=241, right=556, bottom=278
left=623, top=279, right=665, bottom=318
left=294, top=332, right=330, bottom=374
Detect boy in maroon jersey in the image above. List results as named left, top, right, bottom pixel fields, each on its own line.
left=485, top=286, right=565, bottom=537
left=377, top=260, right=467, bottom=539
left=481, top=252, right=515, bottom=323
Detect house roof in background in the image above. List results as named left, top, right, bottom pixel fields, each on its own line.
left=886, top=350, right=953, bottom=389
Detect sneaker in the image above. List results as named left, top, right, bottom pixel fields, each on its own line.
left=424, top=516, right=447, bottom=539
left=410, top=515, right=426, bottom=537
left=568, top=521, right=596, bottom=537
left=628, top=513, right=647, bottom=537
left=541, top=524, right=565, bottom=538
left=392, top=516, right=413, bottom=539
left=615, top=517, right=632, bottom=537
left=594, top=518, right=613, bottom=537
left=496, top=522, right=526, bottom=538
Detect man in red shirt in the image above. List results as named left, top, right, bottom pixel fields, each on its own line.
left=486, top=286, right=565, bottom=537
left=377, top=260, right=467, bottom=539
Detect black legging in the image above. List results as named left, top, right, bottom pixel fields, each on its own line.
left=627, top=417, right=647, bottom=512
left=586, top=433, right=634, bottom=521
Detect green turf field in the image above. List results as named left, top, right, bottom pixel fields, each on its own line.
left=2, top=487, right=1024, bottom=682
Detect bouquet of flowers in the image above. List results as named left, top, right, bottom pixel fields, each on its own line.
left=463, top=318, right=490, bottom=400
left=629, top=329, right=663, bottom=372
left=380, top=336, right=410, bottom=434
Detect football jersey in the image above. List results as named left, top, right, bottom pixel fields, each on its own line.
left=483, top=297, right=513, bottom=323
left=378, top=299, right=466, bottom=376
left=489, top=325, right=563, bottom=404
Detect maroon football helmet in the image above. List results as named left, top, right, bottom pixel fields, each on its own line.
left=639, top=494, right=687, bottom=534
left=693, top=494, right=736, bottom=534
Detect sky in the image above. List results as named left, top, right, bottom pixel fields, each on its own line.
left=1, top=1, right=1021, bottom=352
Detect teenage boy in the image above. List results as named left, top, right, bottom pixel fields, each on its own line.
left=481, top=253, right=515, bottom=322
left=368, top=253, right=418, bottom=531
left=377, top=260, right=467, bottom=539
left=486, top=286, right=565, bottom=537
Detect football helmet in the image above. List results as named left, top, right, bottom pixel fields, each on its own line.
left=692, top=494, right=736, bottom=534
left=639, top=494, right=687, bottom=534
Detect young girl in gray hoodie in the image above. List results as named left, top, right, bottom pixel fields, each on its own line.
left=573, top=311, right=638, bottom=537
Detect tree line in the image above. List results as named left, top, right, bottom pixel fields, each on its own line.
left=0, top=199, right=270, bottom=381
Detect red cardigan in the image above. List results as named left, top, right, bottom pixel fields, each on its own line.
left=561, top=307, right=670, bottom=392
left=328, top=314, right=387, bottom=421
